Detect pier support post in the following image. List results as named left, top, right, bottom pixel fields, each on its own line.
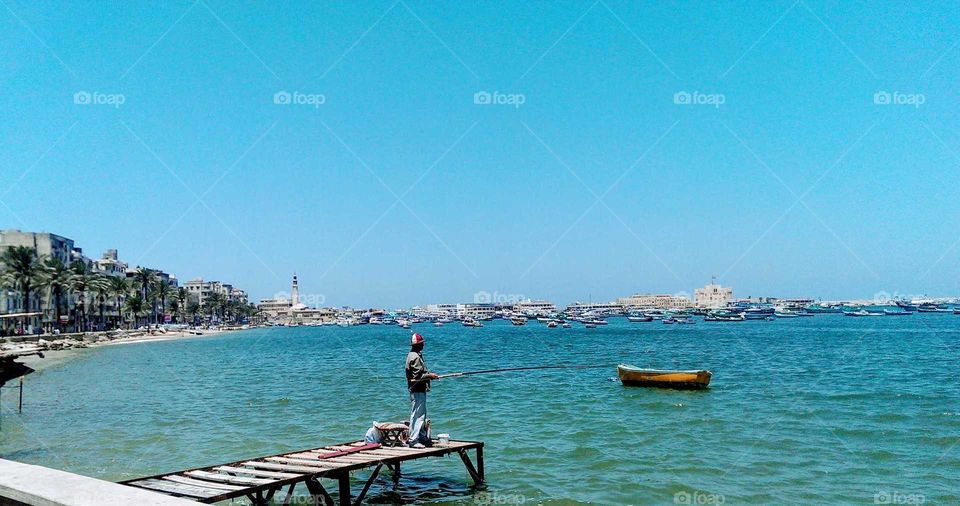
left=387, top=463, right=400, bottom=487
left=353, top=463, right=381, bottom=505
left=305, top=476, right=334, bottom=506
left=457, top=449, right=484, bottom=486
left=337, top=472, right=351, bottom=506
left=477, top=446, right=484, bottom=482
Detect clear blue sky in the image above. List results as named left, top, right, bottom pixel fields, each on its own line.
left=2, top=1, right=959, bottom=307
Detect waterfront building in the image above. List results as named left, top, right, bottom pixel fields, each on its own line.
left=513, top=299, right=557, bottom=316
left=423, top=303, right=458, bottom=317
left=0, top=230, right=84, bottom=331
left=127, top=267, right=178, bottom=288
left=183, top=277, right=248, bottom=307
left=258, top=273, right=334, bottom=324
left=456, top=303, right=496, bottom=319
left=93, top=249, right=128, bottom=277
left=616, top=294, right=693, bottom=310
left=565, top=301, right=624, bottom=314
left=694, top=282, right=733, bottom=308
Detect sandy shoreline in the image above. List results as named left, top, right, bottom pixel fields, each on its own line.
left=3, top=327, right=252, bottom=374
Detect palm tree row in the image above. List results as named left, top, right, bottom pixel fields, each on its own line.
left=2, top=246, right=256, bottom=334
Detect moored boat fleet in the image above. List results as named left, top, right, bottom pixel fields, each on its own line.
left=264, top=297, right=960, bottom=329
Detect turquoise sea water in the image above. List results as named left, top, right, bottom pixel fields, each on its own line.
left=2, top=316, right=959, bottom=504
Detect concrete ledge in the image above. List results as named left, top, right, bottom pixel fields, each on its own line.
left=0, top=459, right=196, bottom=506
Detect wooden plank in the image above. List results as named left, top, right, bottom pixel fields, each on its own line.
left=132, top=478, right=221, bottom=499
left=185, top=470, right=275, bottom=486
left=267, top=457, right=346, bottom=469
left=162, top=474, right=245, bottom=491
left=243, top=461, right=337, bottom=474
left=213, top=465, right=298, bottom=479
left=289, top=453, right=382, bottom=464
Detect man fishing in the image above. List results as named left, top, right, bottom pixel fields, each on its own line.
left=405, top=333, right=439, bottom=448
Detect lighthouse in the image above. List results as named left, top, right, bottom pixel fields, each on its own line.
left=291, top=273, right=300, bottom=306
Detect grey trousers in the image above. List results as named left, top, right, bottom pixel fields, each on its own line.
left=408, top=391, right=428, bottom=445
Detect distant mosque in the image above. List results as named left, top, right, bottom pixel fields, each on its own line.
left=256, top=273, right=333, bottom=323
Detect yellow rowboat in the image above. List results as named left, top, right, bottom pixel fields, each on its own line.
left=617, top=364, right=712, bottom=389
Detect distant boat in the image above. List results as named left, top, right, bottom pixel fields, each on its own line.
left=547, top=321, right=558, bottom=328
left=510, top=317, right=527, bottom=326
left=774, top=312, right=800, bottom=318
left=462, top=318, right=483, bottom=327
left=895, top=301, right=918, bottom=312
left=627, top=316, right=653, bottom=323
left=677, top=318, right=696, bottom=325
left=917, top=303, right=952, bottom=313
left=561, top=322, right=571, bottom=328
left=617, top=364, right=712, bottom=389
left=662, top=318, right=677, bottom=324
left=584, top=323, right=596, bottom=329
left=433, top=322, right=444, bottom=327
left=804, top=304, right=841, bottom=314
left=883, top=309, right=912, bottom=316
left=844, top=309, right=883, bottom=317
left=704, top=313, right=745, bottom=322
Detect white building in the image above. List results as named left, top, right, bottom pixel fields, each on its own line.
left=513, top=299, right=557, bottom=316
left=694, top=283, right=733, bottom=308
left=93, top=249, right=128, bottom=277
left=456, top=303, right=496, bottom=319
left=183, top=277, right=245, bottom=307
left=616, top=293, right=693, bottom=309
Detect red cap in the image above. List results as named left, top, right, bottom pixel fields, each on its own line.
left=411, top=333, right=424, bottom=345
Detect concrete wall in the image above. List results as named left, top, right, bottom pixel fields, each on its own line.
left=0, top=460, right=195, bottom=506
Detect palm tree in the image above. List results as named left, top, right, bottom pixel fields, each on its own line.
left=107, top=276, right=130, bottom=329
left=131, top=267, right=157, bottom=302
left=175, top=287, right=189, bottom=323
left=206, top=292, right=227, bottom=324
left=69, top=260, right=96, bottom=332
left=187, top=299, right=200, bottom=326
left=38, top=257, right=72, bottom=332
left=152, top=280, right=177, bottom=325
left=124, top=295, right=146, bottom=329
left=89, top=275, right=112, bottom=331
left=0, top=246, right=42, bottom=330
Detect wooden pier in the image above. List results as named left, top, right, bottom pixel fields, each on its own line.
left=121, top=439, right=484, bottom=506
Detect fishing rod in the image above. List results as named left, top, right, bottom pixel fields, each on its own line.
left=437, top=363, right=613, bottom=379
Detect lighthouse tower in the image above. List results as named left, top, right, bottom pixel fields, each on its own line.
left=291, top=273, right=300, bottom=306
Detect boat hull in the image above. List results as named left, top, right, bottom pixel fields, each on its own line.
left=617, top=364, right=712, bottom=390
